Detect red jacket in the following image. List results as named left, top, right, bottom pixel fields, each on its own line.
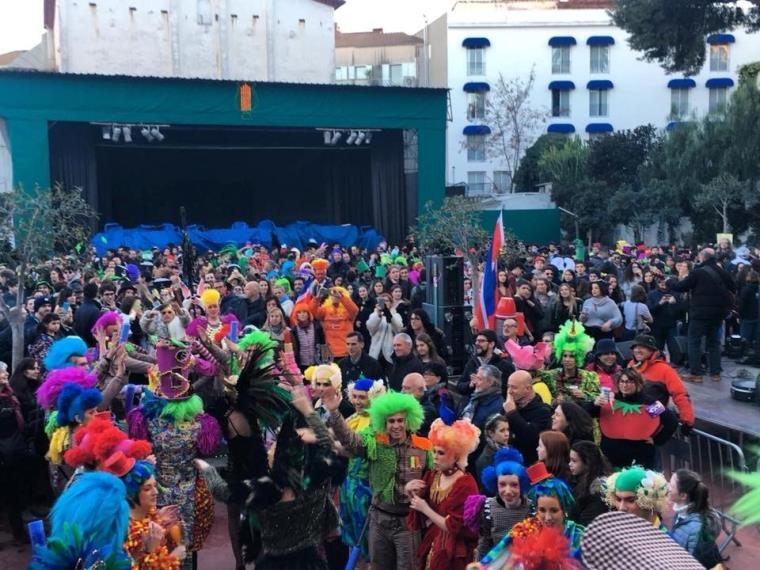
left=629, top=354, right=695, bottom=426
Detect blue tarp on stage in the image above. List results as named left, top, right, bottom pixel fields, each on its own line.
left=92, top=220, right=386, bottom=255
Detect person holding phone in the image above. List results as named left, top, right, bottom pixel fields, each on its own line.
left=366, top=293, right=404, bottom=370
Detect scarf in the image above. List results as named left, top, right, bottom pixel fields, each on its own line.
left=461, top=385, right=501, bottom=421
left=0, top=383, right=24, bottom=431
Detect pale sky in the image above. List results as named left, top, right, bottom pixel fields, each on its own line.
left=0, top=0, right=449, bottom=55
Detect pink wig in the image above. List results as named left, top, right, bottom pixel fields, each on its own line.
left=505, top=340, right=552, bottom=371
left=428, top=418, right=481, bottom=468
left=36, top=367, right=98, bottom=410
left=91, top=311, right=122, bottom=334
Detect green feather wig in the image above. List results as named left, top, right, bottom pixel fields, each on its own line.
left=554, top=319, right=595, bottom=367
left=160, top=394, right=203, bottom=424
left=368, top=391, right=424, bottom=434
left=231, top=330, right=277, bottom=375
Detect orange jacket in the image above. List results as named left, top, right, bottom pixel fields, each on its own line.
left=310, top=293, right=359, bottom=358
left=629, top=354, right=695, bottom=426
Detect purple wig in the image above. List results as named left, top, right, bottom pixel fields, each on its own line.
left=91, top=311, right=122, bottom=334
left=37, top=367, right=98, bottom=410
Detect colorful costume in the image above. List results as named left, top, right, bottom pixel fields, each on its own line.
left=476, top=463, right=584, bottom=568
left=308, top=286, right=359, bottom=358
left=29, top=471, right=131, bottom=569
left=407, top=418, right=481, bottom=570
left=127, top=344, right=222, bottom=567
left=338, top=378, right=386, bottom=561
left=538, top=320, right=599, bottom=403
left=602, top=466, right=669, bottom=532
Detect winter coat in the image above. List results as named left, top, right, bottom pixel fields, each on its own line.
left=581, top=296, right=623, bottom=329
left=647, top=289, right=686, bottom=332
left=738, top=282, right=760, bottom=320
left=457, top=353, right=515, bottom=398
left=631, top=352, right=695, bottom=426
left=459, top=387, right=504, bottom=433
left=367, top=308, right=404, bottom=362
left=504, top=394, right=553, bottom=465
left=669, top=509, right=721, bottom=557
left=387, top=352, right=425, bottom=392
left=671, top=258, right=736, bottom=321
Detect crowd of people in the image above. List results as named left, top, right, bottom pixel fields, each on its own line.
left=0, top=235, right=752, bottom=569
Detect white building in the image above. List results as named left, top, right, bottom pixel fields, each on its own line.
left=16, top=0, right=343, bottom=82
left=436, top=0, right=758, bottom=195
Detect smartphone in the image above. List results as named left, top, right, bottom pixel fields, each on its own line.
left=62, top=301, right=70, bottom=312
left=118, top=320, right=131, bottom=344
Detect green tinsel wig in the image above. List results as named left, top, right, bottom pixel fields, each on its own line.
left=160, top=394, right=203, bottom=424
left=553, top=319, right=595, bottom=367
left=368, top=391, right=424, bottom=434
left=231, top=330, right=277, bottom=375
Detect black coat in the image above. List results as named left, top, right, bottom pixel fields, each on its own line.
left=457, top=353, right=515, bottom=398
left=738, top=282, right=759, bottom=320
left=338, top=352, right=384, bottom=385
left=647, top=288, right=686, bottom=332
left=73, top=298, right=101, bottom=346
left=234, top=296, right=267, bottom=328
left=505, top=394, right=553, bottom=466
left=387, top=352, right=425, bottom=392
left=671, top=259, right=736, bottom=321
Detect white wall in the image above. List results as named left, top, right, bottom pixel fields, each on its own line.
left=0, top=119, right=11, bottom=193
left=53, top=0, right=336, bottom=82
left=446, top=4, right=759, bottom=191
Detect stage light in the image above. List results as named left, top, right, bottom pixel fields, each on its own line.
left=365, top=132, right=373, bottom=144
left=150, top=126, right=165, bottom=142
left=123, top=126, right=132, bottom=143
left=346, top=131, right=357, bottom=144
left=323, top=130, right=332, bottom=144
left=355, top=131, right=366, bottom=145
left=102, top=126, right=112, bottom=140
left=141, top=126, right=153, bottom=141
left=112, top=125, right=122, bottom=142
left=331, top=131, right=342, bottom=144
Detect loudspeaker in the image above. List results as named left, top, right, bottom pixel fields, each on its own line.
left=423, top=303, right=473, bottom=374
left=425, top=256, right=464, bottom=306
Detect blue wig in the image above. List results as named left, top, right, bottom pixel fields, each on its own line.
left=481, top=447, right=530, bottom=496
left=56, top=383, right=103, bottom=426
left=121, top=460, right=157, bottom=504
left=43, top=336, right=88, bottom=371
left=49, top=472, right=130, bottom=558
left=528, top=476, right=576, bottom=514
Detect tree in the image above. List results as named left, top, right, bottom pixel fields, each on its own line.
left=693, top=173, right=753, bottom=233
left=512, top=133, right=568, bottom=192
left=0, top=184, right=99, bottom=368
left=483, top=69, right=548, bottom=192
left=612, top=0, right=759, bottom=75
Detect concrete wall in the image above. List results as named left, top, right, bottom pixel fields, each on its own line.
left=419, top=12, right=449, bottom=88
left=52, top=0, right=336, bottom=82
left=445, top=2, right=760, bottom=191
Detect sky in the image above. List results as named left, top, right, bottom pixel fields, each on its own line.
left=0, top=0, right=449, bottom=54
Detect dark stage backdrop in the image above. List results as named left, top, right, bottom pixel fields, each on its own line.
left=48, top=124, right=412, bottom=244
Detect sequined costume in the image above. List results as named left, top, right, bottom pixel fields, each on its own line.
left=125, top=509, right=181, bottom=570
left=339, top=411, right=372, bottom=559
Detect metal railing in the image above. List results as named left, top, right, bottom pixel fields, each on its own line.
left=662, top=427, right=751, bottom=553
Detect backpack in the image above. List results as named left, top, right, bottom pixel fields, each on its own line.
left=691, top=517, right=724, bottom=569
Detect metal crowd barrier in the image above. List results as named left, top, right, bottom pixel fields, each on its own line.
left=662, top=428, right=751, bottom=554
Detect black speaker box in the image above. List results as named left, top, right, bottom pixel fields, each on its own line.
left=425, top=256, right=464, bottom=306
left=423, top=303, right=473, bottom=374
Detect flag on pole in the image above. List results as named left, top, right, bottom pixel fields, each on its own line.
left=475, top=212, right=504, bottom=330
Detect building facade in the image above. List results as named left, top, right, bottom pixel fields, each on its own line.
left=37, top=0, right=343, bottom=82
left=335, top=29, right=423, bottom=87
left=437, top=0, right=757, bottom=194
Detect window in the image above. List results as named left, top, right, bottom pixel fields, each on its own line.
left=493, top=171, right=512, bottom=193
left=467, top=92, right=486, bottom=120
left=710, top=44, right=729, bottom=72
left=467, top=47, right=485, bottom=75
left=589, top=90, right=608, bottom=117
left=670, top=88, right=689, bottom=119
left=709, top=87, right=728, bottom=114
left=467, top=171, right=487, bottom=195
left=335, top=66, right=348, bottom=81
left=389, top=64, right=403, bottom=86
left=551, top=89, right=570, bottom=117
left=552, top=46, right=570, bottom=73
left=466, top=135, right=486, bottom=161
left=590, top=45, right=609, bottom=73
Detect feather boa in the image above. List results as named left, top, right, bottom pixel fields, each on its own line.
left=463, top=494, right=486, bottom=535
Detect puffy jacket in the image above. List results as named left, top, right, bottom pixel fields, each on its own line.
left=669, top=509, right=720, bottom=557
left=671, top=259, right=736, bottom=320
left=631, top=353, right=695, bottom=426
